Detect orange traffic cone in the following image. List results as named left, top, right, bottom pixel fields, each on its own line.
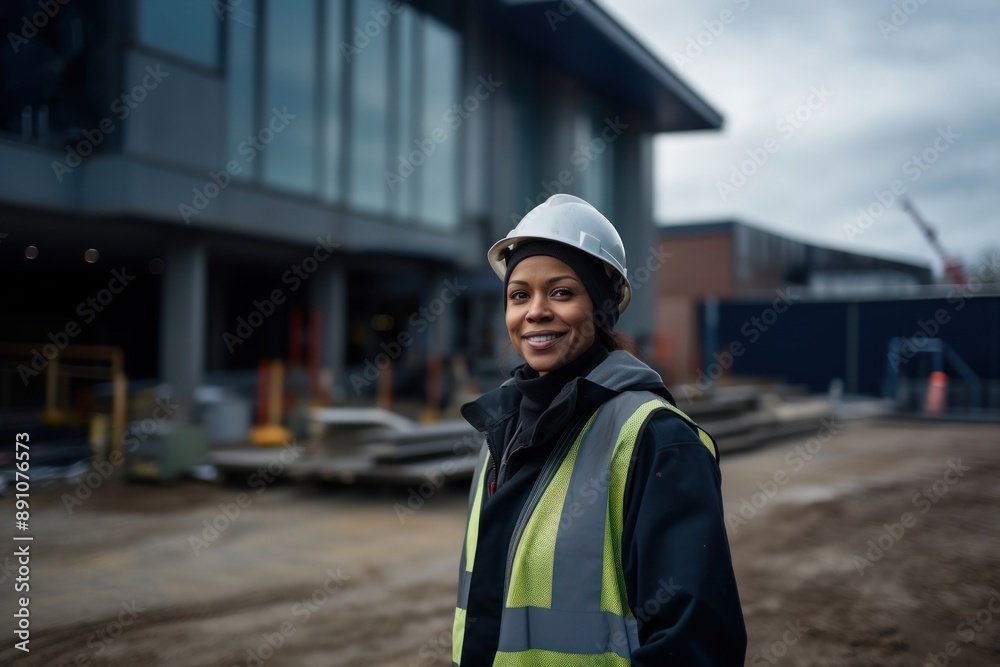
left=924, top=371, right=948, bottom=415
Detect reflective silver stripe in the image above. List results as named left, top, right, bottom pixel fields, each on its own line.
left=457, top=569, right=472, bottom=608
left=551, top=392, right=652, bottom=612
left=497, top=606, right=639, bottom=659
left=457, top=446, right=490, bottom=609
left=544, top=391, right=660, bottom=660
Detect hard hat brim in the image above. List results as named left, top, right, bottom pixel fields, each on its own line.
left=487, top=234, right=632, bottom=314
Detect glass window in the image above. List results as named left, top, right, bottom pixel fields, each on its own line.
left=226, top=1, right=257, bottom=181
left=0, top=2, right=103, bottom=147
left=417, top=14, right=460, bottom=229
left=348, top=0, right=390, bottom=214
left=389, top=4, right=418, bottom=219
left=322, top=0, right=345, bottom=201
left=263, top=0, right=317, bottom=194
left=138, top=0, right=220, bottom=67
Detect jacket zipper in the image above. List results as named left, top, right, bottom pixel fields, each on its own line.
left=484, top=433, right=498, bottom=497
left=502, top=414, right=587, bottom=603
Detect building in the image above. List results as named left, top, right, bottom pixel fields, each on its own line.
left=0, top=0, right=721, bottom=413
left=654, top=219, right=934, bottom=385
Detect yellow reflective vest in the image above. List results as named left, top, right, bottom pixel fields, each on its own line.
left=453, top=390, right=718, bottom=666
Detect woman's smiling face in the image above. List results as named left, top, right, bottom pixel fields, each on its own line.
left=506, top=255, right=596, bottom=375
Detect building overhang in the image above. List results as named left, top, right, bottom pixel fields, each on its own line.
left=494, top=0, right=723, bottom=133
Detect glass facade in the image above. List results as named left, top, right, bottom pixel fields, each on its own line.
left=216, top=0, right=461, bottom=223
left=0, top=1, right=103, bottom=147
left=263, top=0, right=317, bottom=194
left=322, top=0, right=346, bottom=201
left=417, top=14, right=461, bottom=229
left=138, top=0, right=220, bottom=67
left=226, top=0, right=258, bottom=180
left=348, top=0, right=391, bottom=214
left=389, top=3, right=417, bottom=219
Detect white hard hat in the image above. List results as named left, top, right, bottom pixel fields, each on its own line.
left=488, top=194, right=632, bottom=313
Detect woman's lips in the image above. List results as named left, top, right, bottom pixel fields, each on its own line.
left=523, top=332, right=565, bottom=350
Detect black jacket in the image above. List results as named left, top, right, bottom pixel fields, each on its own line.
left=457, top=351, right=747, bottom=666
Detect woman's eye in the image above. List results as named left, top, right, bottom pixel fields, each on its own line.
left=508, top=291, right=527, bottom=301
left=552, top=288, right=573, bottom=298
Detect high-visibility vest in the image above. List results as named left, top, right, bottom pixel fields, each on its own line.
left=452, top=390, right=718, bottom=666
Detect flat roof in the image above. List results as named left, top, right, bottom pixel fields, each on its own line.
left=658, top=219, right=933, bottom=273
left=495, top=0, right=723, bottom=133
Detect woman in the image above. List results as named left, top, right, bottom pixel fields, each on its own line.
left=451, top=194, right=746, bottom=666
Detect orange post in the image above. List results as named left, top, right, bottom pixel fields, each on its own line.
left=377, top=362, right=393, bottom=411
left=268, top=361, right=285, bottom=425
left=255, top=360, right=270, bottom=427
left=290, top=310, right=303, bottom=368
left=428, top=355, right=442, bottom=410
left=308, top=309, right=321, bottom=397
left=924, top=371, right=948, bottom=415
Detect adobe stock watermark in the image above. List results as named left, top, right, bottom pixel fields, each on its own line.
left=235, top=566, right=351, bottom=667
left=717, top=85, right=833, bottom=202
left=509, top=116, right=629, bottom=225
left=627, top=244, right=674, bottom=295
left=681, top=287, right=802, bottom=402
left=410, top=618, right=477, bottom=667
left=726, top=416, right=844, bottom=534
left=17, top=267, right=136, bottom=386
left=394, top=434, right=481, bottom=524
left=888, top=253, right=999, bottom=370
left=188, top=441, right=304, bottom=556
left=852, top=458, right=969, bottom=575
left=923, top=590, right=1000, bottom=667
left=223, top=235, right=340, bottom=353
left=349, top=277, right=468, bottom=394
left=749, top=620, right=810, bottom=666
left=384, top=75, right=502, bottom=192
left=339, top=0, right=404, bottom=62
left=180, top=107, right=296, bottom=224
left=52, top=65, right=170, bottom=182
left=842, top=126, right=960, bottom=243
left=545, top=0, right=584, bottom=31
left=78, top=600, right=146, bottom=664
left=61, top=396, right=181, bottom=514
left=671, top=0, right=753, bottom=71
left=213, top=0, right=255, bottom=24
left=878, top=0, right=931, bottom=40
left=6, top=0, right=72, bottom=54
left=597, top=578, right=684, bottom=655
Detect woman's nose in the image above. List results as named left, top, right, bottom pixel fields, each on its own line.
left=525, top=298, right=552, bottom=322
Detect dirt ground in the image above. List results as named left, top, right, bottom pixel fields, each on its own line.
left=2, top=417, right=999, bottom=666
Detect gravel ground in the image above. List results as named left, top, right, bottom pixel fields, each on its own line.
left=1, top=417, right=998, bottom=666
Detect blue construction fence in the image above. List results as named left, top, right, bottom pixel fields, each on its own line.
left=695, top=292, right=1000, bottom=398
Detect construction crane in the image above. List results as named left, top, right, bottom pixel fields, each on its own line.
left=901, top=197, right=965, bottom=285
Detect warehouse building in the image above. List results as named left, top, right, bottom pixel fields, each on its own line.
left=654, top=220, right=1000, bottom=413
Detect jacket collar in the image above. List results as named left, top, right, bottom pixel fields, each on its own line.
left=460, top=351, right=675, bottom=437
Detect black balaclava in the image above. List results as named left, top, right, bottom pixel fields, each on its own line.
left=503, top=240, right=618, bottom=450
left=503, top=240, right=620, bottom=332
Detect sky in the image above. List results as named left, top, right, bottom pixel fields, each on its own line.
left=604, top=0, right=999, bottom=276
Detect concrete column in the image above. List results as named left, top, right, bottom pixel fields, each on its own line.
left=310, top=263, right=347, bottom=398
left=427, top=284, right=454, bottom=358
left=614, top=130, right=656, bottom=351
left=159, top=241, right=208, bottom=414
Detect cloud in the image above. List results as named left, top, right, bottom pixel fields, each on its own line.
left=608, top=0, right=1000, bottom=274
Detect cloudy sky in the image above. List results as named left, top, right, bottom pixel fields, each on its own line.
left=605, top=0, right=999, bottom=276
